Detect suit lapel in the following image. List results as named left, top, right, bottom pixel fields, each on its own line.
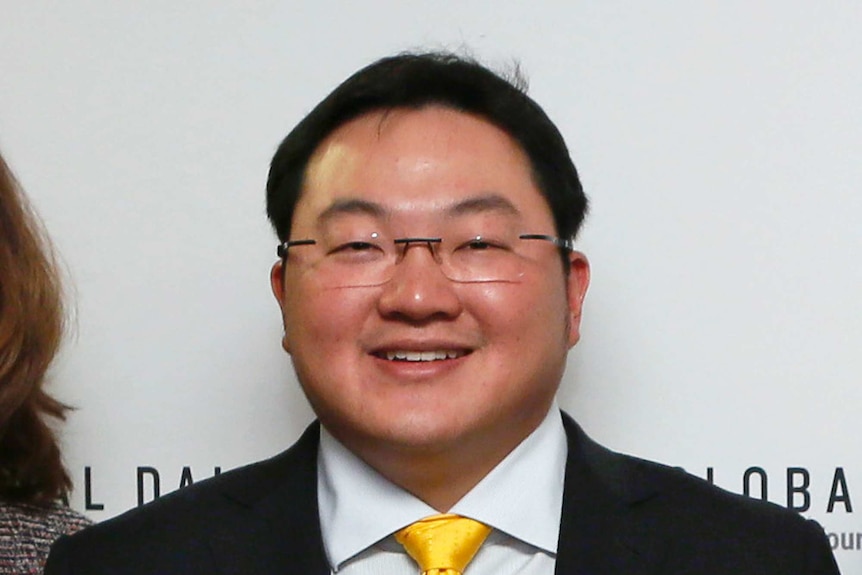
left=555, top=414, right=666, bottom=575
left=207, top=422, right=330, bottom=575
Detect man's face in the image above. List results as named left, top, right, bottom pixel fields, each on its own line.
left=271, top=106, right=589, bottom=463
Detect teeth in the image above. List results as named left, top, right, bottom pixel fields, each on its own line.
left=384, top=350, right=463, bottom=361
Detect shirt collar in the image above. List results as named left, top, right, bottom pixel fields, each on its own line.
left=317, top=403, right=567, bottom=570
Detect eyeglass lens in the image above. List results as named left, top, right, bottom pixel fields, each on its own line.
left=280, top=222, right=567, bottom=288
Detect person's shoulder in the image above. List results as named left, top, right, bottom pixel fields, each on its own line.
left=0, top=501, right=92, bottom=574
left=564, top=412, right=810, bottom=525
left=619, top=449, right=809, bottom=527
left=563, top=414, right=838, bottom=571
left=44, top=433, right=320, bottom=574
left=0, top=501, right=92, bottom=538
left=81, top=437, right=312, bottom=539
left=617, top=443, right=813, bottom=529
left=629, top=454, right=837, bottom=570
left=43, top=503, right=93, bottom=536
left=55, top=423, right=318, bottom=543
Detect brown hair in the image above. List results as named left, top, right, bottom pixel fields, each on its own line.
left=0, top=152, right=72, bottom=504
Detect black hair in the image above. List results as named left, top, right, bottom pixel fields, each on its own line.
left=266, top=51, right=587, bottom=245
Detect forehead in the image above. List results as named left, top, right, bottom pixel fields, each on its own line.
left=294, top=107, right=554, bottom=228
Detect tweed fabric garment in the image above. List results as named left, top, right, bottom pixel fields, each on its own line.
left=395, top=514, right=492, bottom=575
left=0, top=501, right=91, bottom=574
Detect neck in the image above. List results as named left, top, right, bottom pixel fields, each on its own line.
left=372, top=446, right=505, bottom=511
left=331, top=413, right=547, bottom=511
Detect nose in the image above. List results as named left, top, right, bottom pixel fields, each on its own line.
left=376, top=241, right=463, bottom=322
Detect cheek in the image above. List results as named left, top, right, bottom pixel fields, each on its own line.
left=471, top=278, right=569, bottom=340
left=282, top=286, right=368, bottom=350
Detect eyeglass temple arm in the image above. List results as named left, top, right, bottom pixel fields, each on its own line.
left=519, top=234, right=576, bottom=251
left=277, top=239, right=316, bottom=258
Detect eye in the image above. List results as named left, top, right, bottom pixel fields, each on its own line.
left=332, top=241, right=381, bottom=253
left=459, top=236, right=511, bottom=251
left=465, top=239, right=493, bottom=250
left=326, top=236, right=388, bottom=261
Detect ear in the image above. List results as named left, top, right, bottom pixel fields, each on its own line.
left=270, top=260, right=286, bottom=307
left=270, top=260, right=291, bottom=354
left=565, top=251, right=590, bottom=348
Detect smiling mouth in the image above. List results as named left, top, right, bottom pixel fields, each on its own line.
left=376, top=350, right=469, bottom=362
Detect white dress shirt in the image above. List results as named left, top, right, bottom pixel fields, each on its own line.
left=317, top=403, right=567, bottom=575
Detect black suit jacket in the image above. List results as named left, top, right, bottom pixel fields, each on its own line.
left=45, top=413, right=840, bottom=574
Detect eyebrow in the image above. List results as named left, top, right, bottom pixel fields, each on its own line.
left=317, top=198, right=387, bottom=225
left=315, top=193, right=520, bottom=224
left=446, top=194, right=520, bottom=218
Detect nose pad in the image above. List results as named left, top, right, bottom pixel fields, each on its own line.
left=393, top=237, right=443, bottom=263
left=378, top=238, right=462, bottom=319
left=390, top=237, right=448, bottom=282
left=388, top=237, right=449, bottom=281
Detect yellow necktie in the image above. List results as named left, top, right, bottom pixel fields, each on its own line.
left=395, top=513, right=492, bottom=575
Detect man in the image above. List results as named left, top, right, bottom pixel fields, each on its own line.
left=46, top=52, right=840, bottom=574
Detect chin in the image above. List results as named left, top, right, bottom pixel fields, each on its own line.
left=355, top=412, right=475, bottom=453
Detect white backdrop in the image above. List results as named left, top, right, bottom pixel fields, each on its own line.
left=1, top=2, right=859, bottom=571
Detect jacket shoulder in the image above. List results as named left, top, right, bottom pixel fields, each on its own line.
left=561, top=413, right=838, bottom=573
left=45, top=423, right=321, bottom=574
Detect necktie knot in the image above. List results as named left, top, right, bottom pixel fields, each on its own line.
left=395, top=514, right=491, bottom=575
